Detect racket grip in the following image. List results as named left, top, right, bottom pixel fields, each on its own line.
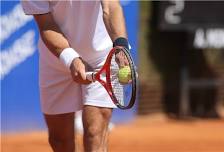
left=86, top=72, right=94, bottom=82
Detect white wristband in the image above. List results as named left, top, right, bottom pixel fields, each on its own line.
left=59, top=48, right=80, bottom=68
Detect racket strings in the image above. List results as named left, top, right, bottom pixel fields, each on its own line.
left=110, top=54, right=133, bottom=107
left=110, top=55, right=123, bottom=105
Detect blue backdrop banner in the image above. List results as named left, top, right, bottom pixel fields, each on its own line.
left=1, top=1, right=139, bottom=133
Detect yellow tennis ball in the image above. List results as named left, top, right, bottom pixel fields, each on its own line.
left=118, top=66, right=131, bottom=84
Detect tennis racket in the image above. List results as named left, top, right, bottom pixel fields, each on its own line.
left=86, top=46, right=137, bottom=109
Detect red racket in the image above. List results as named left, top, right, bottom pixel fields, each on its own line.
left=86, top=46, right=137, bottom=109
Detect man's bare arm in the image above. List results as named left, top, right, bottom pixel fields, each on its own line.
left=101, top=0, right=127, bottom=42
left=34, top=13, right=90, bottom=84
left=101, top=0, right=130, bottom=67
left=34, top=13, right=69, bottom=57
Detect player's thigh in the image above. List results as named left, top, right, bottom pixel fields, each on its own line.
left=44, top=112, right=75, bottom=140
left=82, top=106, right=112, bottom=129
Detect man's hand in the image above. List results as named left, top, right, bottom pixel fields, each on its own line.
left=70, top=58, right=91, bottom=84
left=115, top=49, right=129, bottom=68
left=113, top=37, right=130, bottom=68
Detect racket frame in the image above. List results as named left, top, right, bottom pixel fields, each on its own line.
left=88, top=46, right=137, bottom=109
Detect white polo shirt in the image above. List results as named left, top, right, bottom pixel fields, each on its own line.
left=22, top=0, right=112, bottom=67
left=21, top=1, right=115, bottom=114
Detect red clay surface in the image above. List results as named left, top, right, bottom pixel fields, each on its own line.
left=2, top=114, right=224, bottom=152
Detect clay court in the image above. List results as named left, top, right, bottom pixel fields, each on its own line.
left=2, top=114, right=224, bottom=152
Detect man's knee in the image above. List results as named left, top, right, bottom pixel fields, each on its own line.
left=48, top=135, right=74, bottom=152
left=84, top=108, right=112, bottom=139
left=85, top=125, right=102, bottom=138
left=99, top=108, right=112, bottom=123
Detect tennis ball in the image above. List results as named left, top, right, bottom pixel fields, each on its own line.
left=118, top=66, right=131, bottom=84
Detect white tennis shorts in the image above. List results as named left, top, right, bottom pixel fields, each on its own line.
left=39, top=50, right=116, bottom=115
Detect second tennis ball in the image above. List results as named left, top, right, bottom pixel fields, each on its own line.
left=118, top=66, right=131, bottom=84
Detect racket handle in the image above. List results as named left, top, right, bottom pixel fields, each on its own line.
left=86, top=72, right=95, bottom=82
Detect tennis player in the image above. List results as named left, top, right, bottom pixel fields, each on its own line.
left=22, top=1, right=130, bottom=152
